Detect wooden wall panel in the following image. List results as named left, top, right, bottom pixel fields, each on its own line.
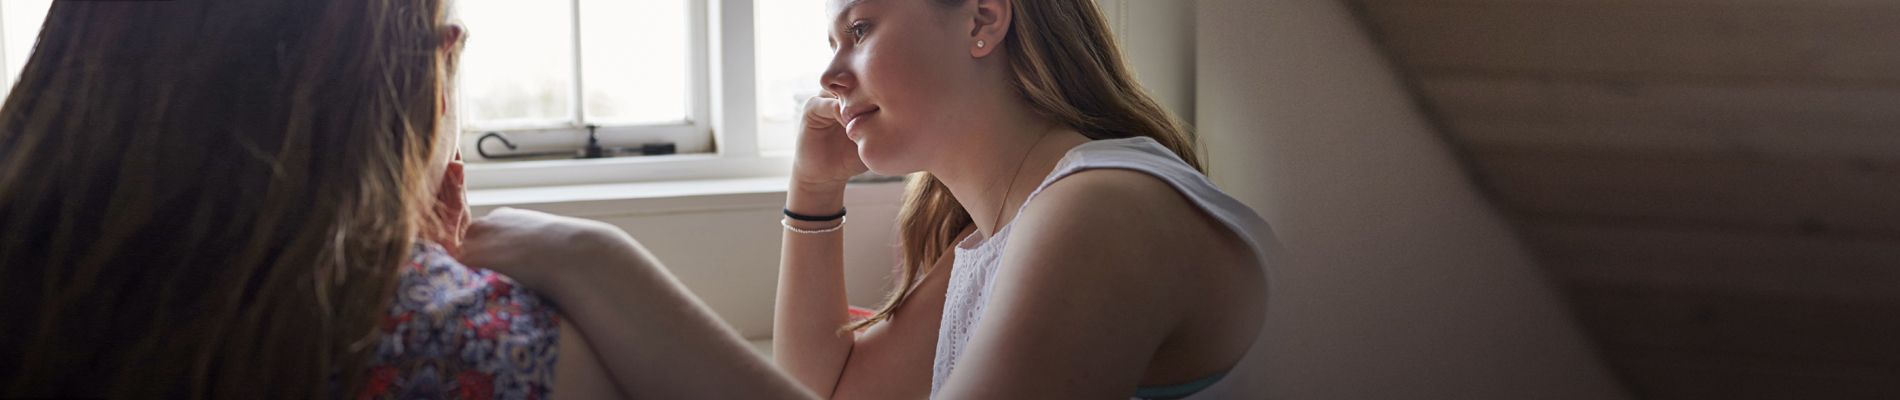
left=1612, top=346, right=1900, bottom=400
left=1361, top=3, right=1900, bottom=82
left=1363, top=0, right=1900, bottom=6
left=1525, top=224, right=1900, bottom=301
left=1350, top=0, right=1900, bottom=397
left=1421, top=78, right=1900, bottom=160
left=1569, top=282, right=1900, bottom=367
left=1471, top=148, right=1900, bottom=235
left=1570, top=282, right=1900, bottom=399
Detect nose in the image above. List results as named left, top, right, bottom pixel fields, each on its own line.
left=820, top=48, right=855, bottom=97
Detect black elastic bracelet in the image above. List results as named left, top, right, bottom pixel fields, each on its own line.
left=784, top=207, right=847, bottom=222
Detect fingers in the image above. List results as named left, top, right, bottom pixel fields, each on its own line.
left=430, top=159, right=472, bottom=255
left=801, top=95, right=844, bottom=128
left=448, top=163, right=471, bottom=248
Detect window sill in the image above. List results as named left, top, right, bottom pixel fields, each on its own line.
left=468, top=175, right=906, bottom=218
left=464, top=153, right=794, bottom=191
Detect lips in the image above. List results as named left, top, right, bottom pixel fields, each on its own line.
left=840, top=104, right=879, bottom=138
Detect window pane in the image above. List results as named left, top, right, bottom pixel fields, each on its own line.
left=579, top=0, right=690, bottom=125
left=755, top=0, right=831, bottom=153
left=457, top=0, right=576, bottom=129
left=3, top=0, right=52, bottom=84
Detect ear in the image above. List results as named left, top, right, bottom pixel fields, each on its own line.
left=969, top=0, right=1011, bottom=58
left=441, top=23, right=465, bottom=55
left=439, top=24, right=464, bottom=117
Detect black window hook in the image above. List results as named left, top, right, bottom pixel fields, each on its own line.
left=476, top=131, right=575, bottom=159
left=474, top=126, right=676, bottom=161
left=582, top=124, right=604, bottom=159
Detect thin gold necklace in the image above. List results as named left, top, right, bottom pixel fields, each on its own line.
left=992, top=128, right=1055, bottom=236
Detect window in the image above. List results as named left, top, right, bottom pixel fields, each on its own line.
left=444, top=0, right=843, bottom=160
left=1, top=0, right=51, bottom=90
left=459, top=0, right=844, bottom=188
left=0, top=0, right=820, bottom=189
left=754, top=0, right=832, bottom=154
left=456, top=0, right=709, bottom=158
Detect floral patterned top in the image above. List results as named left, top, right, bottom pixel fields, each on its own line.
left=356, top=242, right=561, bottom=400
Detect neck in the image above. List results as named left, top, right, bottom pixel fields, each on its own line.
left=932, top=120, right=1093, bottom=239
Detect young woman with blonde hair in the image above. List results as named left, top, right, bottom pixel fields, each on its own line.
left=775, top=0, right=1277, bottom=398
left=469, top=0, right=1279, bottom=398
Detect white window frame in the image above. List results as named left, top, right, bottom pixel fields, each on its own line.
left=0, top=1, right=48, bottom=95
left=0, top=1, right=786, bottom=191
left=463, top=0, right=788, bottom=190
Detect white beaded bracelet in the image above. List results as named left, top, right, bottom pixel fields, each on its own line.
left=782, top=216, right=846, bottom=234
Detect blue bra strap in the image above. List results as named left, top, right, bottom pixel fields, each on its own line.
left=1131, top=370, right=1230, bottom=400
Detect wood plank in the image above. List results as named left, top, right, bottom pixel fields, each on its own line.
left=1470, top=148, right=1900, bottom=234
left=1359, top=0, right=1900, bottom=8
left=1361, top=3, right=1900, bottom=82
left=1420, top=77, right=1900, bottom=161
left=1565, top=282, right=1900, bottom=369
left=1525, top=223, right=1900, bottom=301
left=1606, top=345, right=1900, bottom=400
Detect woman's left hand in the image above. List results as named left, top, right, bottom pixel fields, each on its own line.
left=459, top=207, right=637, bottom=291
left=428, top=152, right=471, bottom=256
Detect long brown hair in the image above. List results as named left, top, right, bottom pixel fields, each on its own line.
left=848, top=0, right=1202, bottom=331
left=0, top=0, right=453, bottom=398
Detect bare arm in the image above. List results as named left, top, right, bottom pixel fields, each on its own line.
left=462, top=90, right=937, bottom=398
left=776, top=182, right=953, bottom=400
left=462, top=208, right=820, bottom=400
left=774, top=181, right=857, bottom=397
left=553, top=321, right=629, bottom=399
left=771, top=92, right=893, bottom=398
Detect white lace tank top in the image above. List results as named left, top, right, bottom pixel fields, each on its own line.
left=930, top=137, right=1281, bottom=399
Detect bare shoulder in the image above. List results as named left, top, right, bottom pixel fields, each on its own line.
left=1007, top=166, right=1261, bottom=305
left=1001, top=168, right=1267, bottom=389
left=1013, top=168, right=1218, bottom=253
left=1035, top=168, right=1181, bottom=204
left=940, top=168, right=1263, bottom=397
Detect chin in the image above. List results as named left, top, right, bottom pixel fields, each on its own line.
left=855, top=136, right=925, bottom=176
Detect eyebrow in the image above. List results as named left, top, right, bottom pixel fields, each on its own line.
left=835, top=0, right=875, bottom=20
left=828, top=0, right=876, bottom=48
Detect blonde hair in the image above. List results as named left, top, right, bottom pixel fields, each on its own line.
left=0, top=0, right=453, bottom=398
left=848, top=0, right=1203, bottom=331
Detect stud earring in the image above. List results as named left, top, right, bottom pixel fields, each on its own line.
left=977, top=40, right=986, bottom=48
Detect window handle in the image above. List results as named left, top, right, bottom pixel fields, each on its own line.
left=583, top=125, right=604, bottom=158
left=476, top=131, right=574, bottom=159
left=475, top=130, right=678, bottom=161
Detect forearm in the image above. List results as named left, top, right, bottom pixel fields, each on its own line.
left=774, top=181, right=857, bottom=397
left=552, top=322, right=631, bottom=399
left=545, top=233, right=818, bottom=400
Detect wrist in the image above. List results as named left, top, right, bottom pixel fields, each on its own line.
left=790, top=172, right=849, bottom=192
left=783, top=207, right=847, bottom=222
left=786, top=179, right=847, bottom=216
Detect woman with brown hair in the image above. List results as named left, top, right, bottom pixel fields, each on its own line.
left=468, top=0, right=1280, bottom=398
left=0, top=0, right=628, bottom=398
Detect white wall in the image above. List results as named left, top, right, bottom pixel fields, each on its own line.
left=1192, top=0, right=1629, bottom=398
